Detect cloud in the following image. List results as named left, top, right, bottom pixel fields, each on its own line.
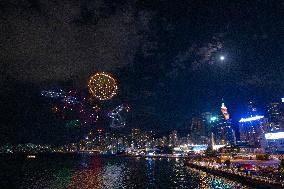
left=167, top=35, right=223, bottom=78
left=0, top=0, right=143, bottom=84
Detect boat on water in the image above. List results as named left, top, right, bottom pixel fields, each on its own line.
left=27, top=155, right=36, bottom=159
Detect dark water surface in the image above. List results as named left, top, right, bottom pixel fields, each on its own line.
left=0, top=154, right=250, bottom=189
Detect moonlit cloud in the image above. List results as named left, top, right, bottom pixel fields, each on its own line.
left=167, top=35, right=223, bottom=78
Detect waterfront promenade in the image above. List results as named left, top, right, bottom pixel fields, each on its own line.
left=186, top=160, right=284, bottom=189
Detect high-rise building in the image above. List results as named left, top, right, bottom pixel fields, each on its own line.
left=279, top=98, right=284, bottom=131
left=212, top=100, right=235, bottom=145
left=143, top=130, right=155, bottom=149
left=169, top=130, right=178, bottom=147
left=132, top=128, right=141, bottom=139
left=279, top=115, right=284, bottom=131
left=221, top=101, right=229, bottom=120
left=190, top=113, right=213, bottom=144
left=201, top=112, right=213, bottom=137
left=190, top=117, right=204, bottom=143
left=186, top=134, right=192, bottom=144
left=239, top=115, right=269, bottom=147
left=155, top=136, right=167, bottom=147
left=267, top=102, right=280, bottom=120
left=131, top=128, right=141, bottom=149
left=267, top=102, right=281, bottom=131
left=130, top=128, right=156, bottom=149
left=201, top=112, right=213, bottom=124
left=261, top=132, right=284, bottom=154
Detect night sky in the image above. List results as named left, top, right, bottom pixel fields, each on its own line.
left=0, top=0, right=283, bottom=144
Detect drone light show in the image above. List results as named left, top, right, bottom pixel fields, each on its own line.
left=41, top=90, right=64, bottom=98
left=107, top=105, right=127, bottom=128
left=41, top=89, right=79, bottom=105
left=88, top=72, right=118, bottom=101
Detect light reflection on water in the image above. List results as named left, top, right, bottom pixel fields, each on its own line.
left=68, top=155, right=124, bottom=188
left=7, top=155, right=251, bottom=189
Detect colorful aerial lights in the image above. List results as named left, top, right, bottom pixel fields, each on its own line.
left=108, top=105, right=125, bottom=128
left=88, top=72, right=118, bottom=101
left=41, top=89, right=79, bottom=104
left=239, top=115, right=264, bottom=122
left=66, top=119, right=80, bottom=128
left=41, top=90, right=64, bottom=98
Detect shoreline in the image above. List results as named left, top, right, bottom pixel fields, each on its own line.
left=185, top=161, right=284, bottom=189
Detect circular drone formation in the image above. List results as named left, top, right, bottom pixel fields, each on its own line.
left=88, top=72, right=118, bottom=101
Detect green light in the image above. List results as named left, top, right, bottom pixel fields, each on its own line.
left=66, top=120, right=80, bottom=128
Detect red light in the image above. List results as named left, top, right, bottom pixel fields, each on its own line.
left=97, top=128, right=104, bottom=132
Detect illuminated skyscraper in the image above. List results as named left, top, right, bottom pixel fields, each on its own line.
left=239, top=115, right=269, bottom=147
left=267, top=102, right=280, bottom=120
left=279, top=98, right=284, bottom=131
left=169, top=130, right=178, bottom=147
left=212, top=100, right=235, bottom=145
left=221, top=100, right=229, bottom=120
left=262, top=132, right=284, bottom=154
left=131, top=128, right=141, bottom=149
left=267, top=102, right=281, bottom=131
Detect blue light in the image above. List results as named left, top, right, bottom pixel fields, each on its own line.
left=239, top=115, right=264, bottom=122
left=265, top=132, right=284, bottom=140
left=210, top=117, right=217, bottom=121
left=282, top=97, right=284, bottom=103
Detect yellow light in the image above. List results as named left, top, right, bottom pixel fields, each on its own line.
left=88, top=72, right=118, bottom=101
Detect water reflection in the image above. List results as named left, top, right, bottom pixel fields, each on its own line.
left=68, top=155, right=103, bottom=188
left=68, top=155, right=125, bottom=189
left=146, top=158, right=156, bottom=188
left=16, top=155, right=251, bottom=189
left=171, top=158, right=190, bottom=188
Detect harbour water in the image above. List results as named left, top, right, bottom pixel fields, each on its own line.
left=0, top=154, right=250, bottom=189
